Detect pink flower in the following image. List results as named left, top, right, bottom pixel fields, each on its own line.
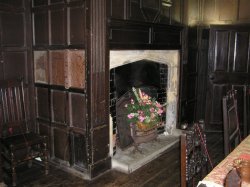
left=157, top=109, right=164, bottom=115
left=150, top=107, right=155, bottom=112
left=139, top=116, right=145, bottom=122
left=124, top=104, right=128, bottom=108
left=155, top=102, right=162, bottom=108
left=127, top=113, right=135, bottom=119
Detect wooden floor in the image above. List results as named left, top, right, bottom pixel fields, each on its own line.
left=7, top=132, right=224, bottom=187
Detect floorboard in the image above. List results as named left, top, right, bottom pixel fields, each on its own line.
left=2, top=132, right=224, bottom=187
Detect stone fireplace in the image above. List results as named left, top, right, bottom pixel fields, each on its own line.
left=109, top=50, right=181, bottom=172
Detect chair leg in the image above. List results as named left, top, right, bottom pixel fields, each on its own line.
left=11, top=152, right=17, bottom=187
left=43, top=142, right=49, bottom=175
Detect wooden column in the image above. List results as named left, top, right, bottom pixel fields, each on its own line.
left=86, top=0, right=111, bottom=178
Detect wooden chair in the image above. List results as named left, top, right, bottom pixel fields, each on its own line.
left=0, top=78, right=48, bottom=186
left=222, top=89, right=241, bottom=156
left=181, top=122, right=210, bottom=187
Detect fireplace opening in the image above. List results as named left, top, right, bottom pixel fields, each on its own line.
left=110, top=60, right=168, bottom=151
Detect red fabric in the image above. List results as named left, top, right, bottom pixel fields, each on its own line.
left=239, top=153, right=250, bottom=160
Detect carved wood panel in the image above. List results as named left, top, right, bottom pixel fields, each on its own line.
left=1, top=12, right=25, bottom=47
left=33, top=10, right=49, bottom=46
left=53, top=127, right=70, bottom=162
left=51, top=89, right=68, bottom=125
left=50, top=7, right=66, bottom=45
left=2, top=51, right=27, bottom=80
left=70, top=131, right=87, bottom=169
left=68, top=4, right=86, bottom=45
left=36, top=87, right=50, bottom=120
left=232, top=32, right=249, bottom=73
left=69, top=92, right=86, bottom=129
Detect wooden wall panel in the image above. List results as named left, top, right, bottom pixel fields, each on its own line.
left=187, top=0, right=200, bottom=24
left=218, top=0, right=237, bottom=22
left=238, top=0, right=250, bottom=21
left=36, top=87, right=50, bottom=120
left=70, top=131, right=87, bottom=169
left=202, top=0, right=217, bottom=22
left=51, top=89, right=68, bottom=124
left=65, top=50, right=85, bottom=89
left=69, top=92, right=86, bottom=129
left=68, top=5, right=86, bottom=45
left=33, top=10, right=49, bottom=46
left=34, top=50, right=49, bottom=84
left=50, top=7, right=66, bottom=45
left=92, top=126, right=109, bottom=163
left=109, top=0, right=126, bottom=19
left=33, top=0, right=48, bottom=6
left=1, top=12, right=25, bottom=46
left=233, top=32, right=249, bottom=73
left=53, top=127, right=70, bottom=162
left=214, top=31, right=230, bottom=72
left=3, top=51, right=27, bottom=80
left=49, top=50, right=66, bottom=86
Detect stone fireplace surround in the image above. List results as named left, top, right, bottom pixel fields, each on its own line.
left=109, top=50, right=181, bottom=173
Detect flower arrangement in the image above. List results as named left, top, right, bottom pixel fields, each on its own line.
left=125, top=87, right=166, bottom=130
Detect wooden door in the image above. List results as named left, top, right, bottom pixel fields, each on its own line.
left=205, top=25, right=250, bottom=132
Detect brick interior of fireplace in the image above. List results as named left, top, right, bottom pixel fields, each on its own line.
left=110, top=60, right=168, bottom=152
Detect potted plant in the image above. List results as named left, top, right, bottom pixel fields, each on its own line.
left=125, top=87, right=166, bottom=132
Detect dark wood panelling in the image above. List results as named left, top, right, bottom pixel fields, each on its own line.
left=69, top=92, right=86, bottom=129
left=70, top=131, right=87, bottom=170
left=36, top=87, right=50, bottom=120
left=1, top=12, right=25, bottom=47
left=87, top=0, right=109, bottom=128
left=50, top=0, right=64, bottom=4
left=109, top=20, right=151, bottom=47
left=109, top=0, right=126, bottom=19
left=68, top=5, right=86, bottom=45
left=53, top=127, right=70, bottom=162
left=51, top=89, right=68, bottom=124
left=33, top=0, right=48, bottom=7
left=33, top=10, right=49, bottom=46
left=233, top=32, right=249, bottom=73
left=205, top=25, right=250, bottom=131
left=109, top=0, right=183, bottom=25
left=34, top=50, right=49, bottom=84
left=153, top=25, right=182, bottom=46
left=129, top=0, right=145, bottom=21
left=3, top=51, right=27, bottom=80
left=109, top=19, right=182, bottom=49
left=87, top=0, right=111, bottom=178
left=92, top=126, right=109, bottom=163
left=214, top=31, right=230, bottom=72
left=50, top=7, right=66, bottom=45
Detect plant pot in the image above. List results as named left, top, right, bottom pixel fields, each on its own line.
left=130, top=122, right=158, bottom=153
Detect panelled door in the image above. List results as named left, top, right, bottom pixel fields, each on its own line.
left=205, top=25, right=250, bottom=132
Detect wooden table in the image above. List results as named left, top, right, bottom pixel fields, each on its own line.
left=198, top=135, right=250, bottom=187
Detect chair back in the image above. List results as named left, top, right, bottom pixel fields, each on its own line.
left=222, top=89, right=241, bottom=156
left=0, top=78, right=28, bottom=138
left=181, top=122, right=209, bottom=187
